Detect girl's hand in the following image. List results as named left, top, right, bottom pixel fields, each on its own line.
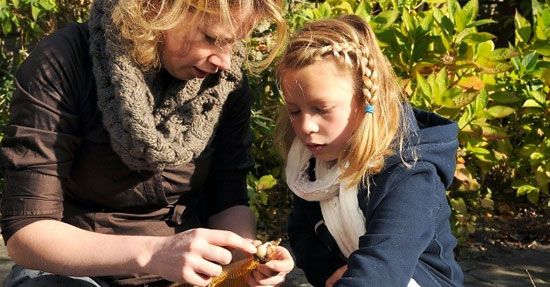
left=245, top=246, right=294, bottom=287
left=325, top=265, right=347, bottom=287
left=144, top=228, right=257, bottom=286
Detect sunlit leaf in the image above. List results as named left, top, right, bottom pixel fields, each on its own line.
left=522, top=99, right=543, bottom=108
left=515, top=11, right=532, bottom=44
left=256, top=175, right=277, bottom=191
left=486, top=105, right=515, bottom=118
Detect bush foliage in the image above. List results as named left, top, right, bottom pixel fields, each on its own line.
left=1, top=0, right=549, bottom=243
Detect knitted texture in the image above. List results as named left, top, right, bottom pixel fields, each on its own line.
left=89, top=0, right=244, bottom=171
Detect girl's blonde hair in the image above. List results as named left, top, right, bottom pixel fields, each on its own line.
left=111, top=0, right=287, bottom=71
left=275, top=14, right=412, bottom=188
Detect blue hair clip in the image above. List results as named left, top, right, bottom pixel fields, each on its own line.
left=364, top=104, right=375, bottom=114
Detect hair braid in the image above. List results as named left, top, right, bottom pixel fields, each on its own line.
left=275, top=14, right=412, bottom=188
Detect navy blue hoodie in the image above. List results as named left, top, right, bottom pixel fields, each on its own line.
left=287, top=108, right=464, bottom=287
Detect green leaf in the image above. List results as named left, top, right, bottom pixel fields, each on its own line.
left=469, top=19, right=496, bottom=27
left=354, top=0, right=372, bottom=21
left=527, top=188, right=540, bottom=204
left=522, top=99, right=543, bottom=108
left=531, top=40, right=550, bottom=56
left=521, top=51, right=539, bottom=73
left=475, top=40, right=494, bottom=58
left=486, top=105, right=515, bottom=118
left=336, top=2, right=354, bottom=14
left=402, top=10, right=415, bottom=33
left=416, top=73, right=431, bottom=96
left=467, top=146, right=491, bottom=155
left=473, top=88, right=488, bottom=116
left=461, top=0, right=479, bottom=25
left=491, top=91, right=521, bottom=104
left=463, top=32, right=496, bottom=44
left=31, top=5, right=40, bottom=20
left=481, top=125, right=508, bottom=140
left=1, top=20, right=11, bottom=35
left=420, top=11, right=435, bottom=32
left=480, top=197, right=494, bottom=209
left=256, top=175, right=277, bottom=191
left=516, top=184, right=538, bottom=197
left=535, top=8, right=550, bottom=40
left=411, top=35, right=430, bottom=62
left=515, top=11, right=532, bottom=44
left=439, top=15, right=455, bottom=36
left=450, top=197, right=468, bottom=213
left=372, top=10, right=400, bottom=32
left=486, top=48, right=517, bottom=61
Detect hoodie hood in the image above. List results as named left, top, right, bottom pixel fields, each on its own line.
left=385, top=107, right=459, bottom=188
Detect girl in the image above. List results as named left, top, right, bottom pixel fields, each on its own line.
left=275, top=15, right=464, bottom=286
left=1, top=0, right=293, bottom=286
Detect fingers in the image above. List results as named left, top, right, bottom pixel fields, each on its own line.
left=183, top=267, right=212, bottom=287
left=266, top=246, right=294, bottom=272
left=325, top=265, right=347, bottom=287
left=246, top=246, right=295, bottom=286
left=248, top=269, right=287, bottom=286
left=198, top=228, right=257, bottom=254
left=201, top=245, right=233, bottom=265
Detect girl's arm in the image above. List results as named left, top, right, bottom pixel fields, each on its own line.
left=336, top=164, right=448, bottom=286
left=7, top=219, right=257, bottom=286
left=288, top=195, right=347, bottom=286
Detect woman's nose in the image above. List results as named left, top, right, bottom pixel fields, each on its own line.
left=208, top=48, right=232, bottom=71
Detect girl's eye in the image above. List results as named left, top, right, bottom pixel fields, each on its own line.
left=288, top=109, right=300, bottom=116
left=315, top=107, right=330, bottom=114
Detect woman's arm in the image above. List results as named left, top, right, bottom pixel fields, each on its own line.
left=208, top=205, right=256, bottom=240
left=7, top=219, right=257, bottom=286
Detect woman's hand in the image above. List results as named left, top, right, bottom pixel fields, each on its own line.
left=325, top=265, right=347, bottom=287
left=245, top=245, right=294, bottom=287
left=144, top=228, right=257, bottom=286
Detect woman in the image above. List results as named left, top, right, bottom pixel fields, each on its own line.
left=0, top=0, right=292, bottom=286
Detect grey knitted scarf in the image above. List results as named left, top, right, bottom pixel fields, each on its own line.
left=89, top=0, right=244, bottom=171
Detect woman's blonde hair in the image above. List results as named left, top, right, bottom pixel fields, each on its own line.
left=275, top=14, right=412, bottom=188
left=111, top=0, right=287, bottom=71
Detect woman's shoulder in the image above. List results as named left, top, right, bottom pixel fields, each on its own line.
left=18, top=22, right=91, bottom=76
left=15, top=22, right=95, bottom=114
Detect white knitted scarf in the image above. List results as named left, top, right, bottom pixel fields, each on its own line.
left=286, top=138, right=366, bottom=257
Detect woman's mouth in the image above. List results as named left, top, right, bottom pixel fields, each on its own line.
left=192, top=67, right=210, bottom=78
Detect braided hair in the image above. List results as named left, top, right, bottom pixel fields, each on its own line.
left=275, top=15, right=413, bottom=187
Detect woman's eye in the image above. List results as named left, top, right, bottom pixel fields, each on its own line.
left=204, top=33, right=217, bottom=44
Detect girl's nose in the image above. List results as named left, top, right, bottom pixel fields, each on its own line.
left=301, top=115, right=319, bottom=135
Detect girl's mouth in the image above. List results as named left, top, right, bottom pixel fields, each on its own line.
left=306, top=143, right=326, bottom=153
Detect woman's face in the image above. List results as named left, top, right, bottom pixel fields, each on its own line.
left=161, top=11, right=253, bottom=80
left=281, top=58, right=364, bottom=162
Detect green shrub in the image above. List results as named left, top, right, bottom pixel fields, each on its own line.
left=1, top=0, right=548, bottom=244
left=248, top=0, right=550, bottom=242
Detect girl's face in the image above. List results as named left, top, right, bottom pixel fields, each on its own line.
left=161, top=11, right=253, bottom=80
left=281, top=58, right=364, bottom=162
